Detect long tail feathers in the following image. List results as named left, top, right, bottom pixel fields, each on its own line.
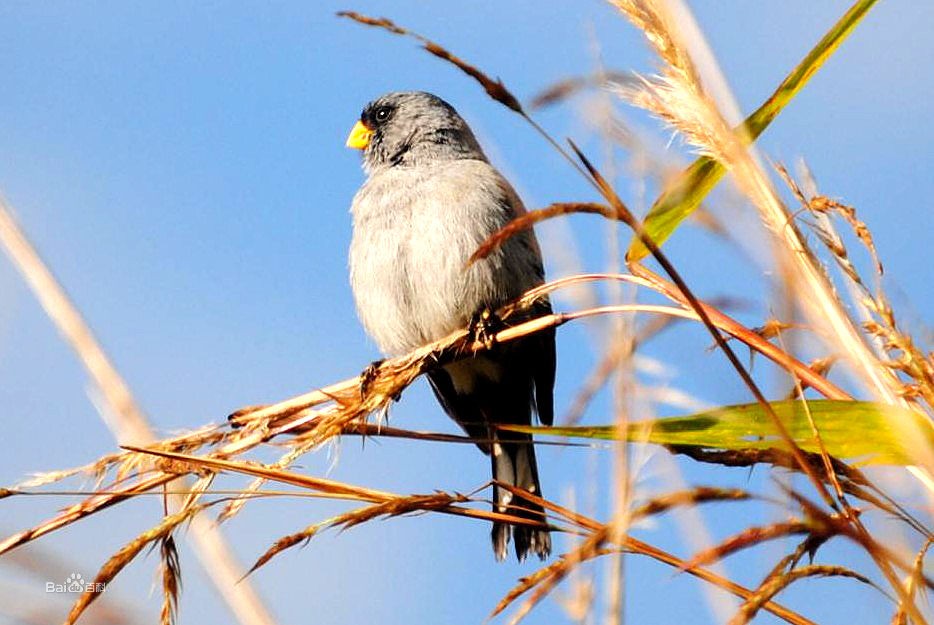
left=427, top=358, right=553, bottom=561
left=491, top=435, right=551, bottom=561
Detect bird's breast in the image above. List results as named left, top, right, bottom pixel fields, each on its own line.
left=349, top=161, right=530, bottom=355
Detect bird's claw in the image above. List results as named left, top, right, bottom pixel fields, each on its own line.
left=469, top=307, right=505, bottom=351
left=360, top=358, right=384, bottom=398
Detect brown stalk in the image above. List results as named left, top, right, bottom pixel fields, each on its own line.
left=503, top=528, right=609, bottom=625
left=891, top=536, right=934, bottom=625
left=160, top=535, right=181, bottom=625
left=729, top=565, right=877, bottom=625
left=631, top=265, right=851, bottom=400
left=481, top=238, right=849, bottom=401
left=626, top=534, right=818, bottom=625
left=608, top=0, right=701, bottom=86
left=492, top=545, right=614, bottom=620
left=469, top=203, right=616, bottom=264
left=0, top=472, right=177, bottom=556
left=664, top=445, right=868, bottom=484
left=530, top=71, right=639, bottom=109
left=245, top=493, right=477, bottom=577
left=245, top=523, right=326, bottom=577
left=759, top=538, right=821, bottom=588
left=336, top=11, right=521, bottom=113
left=782, top=488, right=931, bottom=625
left=683, top=519, right=821, bottom=571
left=666, top=443, right=929, bottom=538
left=124, top=446, right=552, bottom=531
left=220, top=302, right=692, bottom=456
left=630, top=487, right=751, bottom=521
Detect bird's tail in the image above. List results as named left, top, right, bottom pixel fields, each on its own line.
left=490, top=431, right=551, bottom=561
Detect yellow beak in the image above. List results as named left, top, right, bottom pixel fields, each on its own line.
left=345, top=120, right=374, bottom=149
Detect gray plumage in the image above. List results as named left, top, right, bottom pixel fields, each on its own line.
left=347, top=91, right=555, bottom=561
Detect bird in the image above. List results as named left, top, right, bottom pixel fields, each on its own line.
left=345, top=91, right=555, bottom=561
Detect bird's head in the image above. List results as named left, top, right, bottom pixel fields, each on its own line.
left=346, top=91, right=485, bottom=173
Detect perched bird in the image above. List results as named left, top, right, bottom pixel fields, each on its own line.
left=345, top=91, right=555, bottom=561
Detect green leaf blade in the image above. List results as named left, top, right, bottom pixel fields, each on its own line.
left=505, top=400, right=933, bottom=466
left=627, top=0, right=879, bottom=261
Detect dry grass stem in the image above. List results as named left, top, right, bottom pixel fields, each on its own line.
left=729, top=565, right=878, bottom=625
left=892, top=536, right=934, bottom=625
left=629, top=487, right=751, bottom=521
left=684, top=519, right=821, bottom=571
left=159, top=535, right=181, bottom=625
left=530, top=71, right=639, bottom=109
left=64, top=504, right=207, bottom=625
left=336, top=11, right=522, bottom=113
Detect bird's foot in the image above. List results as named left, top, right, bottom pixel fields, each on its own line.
left=469, top=307, right=506, bottom=351
left=360, top=359, right=384, bottom=398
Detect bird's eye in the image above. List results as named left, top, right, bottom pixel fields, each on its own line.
left=374, top=106, right=392, bottom=122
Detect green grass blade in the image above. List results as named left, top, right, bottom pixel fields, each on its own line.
left=627, top=0, right=879, bottom=261
left=506, top=400, right=933, bottom=466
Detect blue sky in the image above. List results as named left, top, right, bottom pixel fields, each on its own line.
left=1, top=2, right=932, bottom=624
